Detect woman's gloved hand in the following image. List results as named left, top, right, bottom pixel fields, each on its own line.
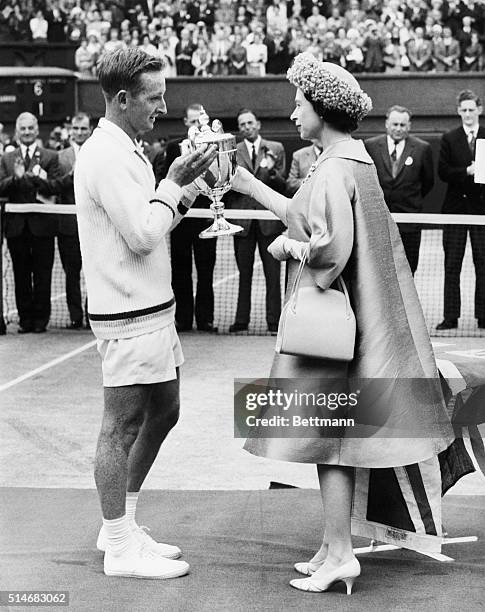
left=268, top=235, right=309, bottom=261
left=267, top=235, right=289, bottom=260
left=232, top=166, right=256, bottom=195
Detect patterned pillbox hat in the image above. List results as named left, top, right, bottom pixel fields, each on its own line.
left=287, top=52, right=372, bottom=121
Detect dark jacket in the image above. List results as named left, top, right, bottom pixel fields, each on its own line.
left=0, top=146, right=61, bottom=237
left=53, top=146, right=78, bottom=235
left=226, top=138, right=286, bottom=237
left=438, top=125, right=485, bottom=214
left=153, top=137, right=211, bottom=210
left=364, top=134, right=434, bottom=217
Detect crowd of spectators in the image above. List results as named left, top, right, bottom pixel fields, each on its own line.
left=0, top=0, right=484, bottom=75
left=0, top=118, right=168, bottom=163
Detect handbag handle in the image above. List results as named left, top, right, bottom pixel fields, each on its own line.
left=289, top=247, right=353, bottom=319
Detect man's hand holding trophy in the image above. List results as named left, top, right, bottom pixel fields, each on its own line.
left=180, top=107, right=243, bottom=239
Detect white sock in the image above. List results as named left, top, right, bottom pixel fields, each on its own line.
left=102, top=515, right=132, bottom=556
left=126, top=491, right=139, bottom=528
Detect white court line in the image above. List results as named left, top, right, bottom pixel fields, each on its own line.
left=212, top=261, right=263, bottom=288
left=0, top=339, right=97, bottom=392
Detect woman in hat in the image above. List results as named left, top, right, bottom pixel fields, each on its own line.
left=232, top=52, right=455, bottom=594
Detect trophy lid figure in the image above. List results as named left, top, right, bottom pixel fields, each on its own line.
left=185, top=107, right=242, bottom=238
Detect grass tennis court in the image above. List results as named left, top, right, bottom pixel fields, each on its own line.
left=1, top=327, right=484, bottom=495
left=1, top=297, right=484, bottom=612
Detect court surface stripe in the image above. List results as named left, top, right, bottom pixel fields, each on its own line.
left=0, top=339, right=97, bottom=392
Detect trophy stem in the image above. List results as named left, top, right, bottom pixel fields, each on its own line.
left=199, top=197, right=243, bottom=239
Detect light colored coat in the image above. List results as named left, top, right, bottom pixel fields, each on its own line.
left=286, top=144, right=318, bottom=196
left=244, top=139, right=454, bottom=467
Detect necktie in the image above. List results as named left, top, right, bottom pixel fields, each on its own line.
left=251, top=144, right=257, bottom=170
left=468, top=131, right=476, bottom=154
left=24, top=148, right=31, bottom=169
left=391, top=142, right=399, bottom=178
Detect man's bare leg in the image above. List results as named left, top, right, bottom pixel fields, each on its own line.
left=127, top=374, right=180, bottom=493
left=94, top=381, right=187, bottom=577
left=94, top=385, right=148, bottom=519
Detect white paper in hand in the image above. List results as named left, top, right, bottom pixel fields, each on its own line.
left=475, top=139, right=485, bottom=184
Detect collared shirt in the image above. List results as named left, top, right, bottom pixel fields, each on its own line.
left=463, top=125, right=478, bottom=140
left=98, top=117, right=138, bottom=155
left=313, top=145, right=323, bottom=158
left=20, top=143, right=37, bottom=161
left=71, top=141, right=81, bottom=158
left=245, top=135, right=261, bottom=158
left=98, top=118, right=152, bottom=167
left=387, top=135, right=405, bottom=159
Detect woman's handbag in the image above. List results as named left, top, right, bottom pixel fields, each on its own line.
left=275, top=250, right=356, bottom=361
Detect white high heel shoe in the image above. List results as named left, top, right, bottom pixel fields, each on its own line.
left=293, top=559, right=325, bottom=576
left=290, top=558, right=360, bottom=595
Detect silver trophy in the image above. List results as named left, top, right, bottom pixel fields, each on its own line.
left=182, top=108, right=242, bottom=239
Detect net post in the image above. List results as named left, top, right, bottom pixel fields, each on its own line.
left=0, top=199, right=6, bottom=335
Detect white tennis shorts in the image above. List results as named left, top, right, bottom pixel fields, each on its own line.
left=96, top=324, right=184, bottom=387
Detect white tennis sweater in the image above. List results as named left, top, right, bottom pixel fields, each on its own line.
left=74, top=118, right=190, bottom=339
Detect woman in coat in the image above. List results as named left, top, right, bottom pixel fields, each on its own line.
left=232, top=52, right=454, bottom=595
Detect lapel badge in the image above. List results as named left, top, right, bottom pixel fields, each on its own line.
left=404, top=156, right=413, bottom=166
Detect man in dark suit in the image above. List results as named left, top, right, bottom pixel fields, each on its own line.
left=227, top=108, right=286, bottom=333
left=286, top=139, right=322, bottom=196
left=0, top=112, right=61, bottom=333
left=365, top=105, right=434, bottom=275
left=436, top=89, right=485, bottom=330
left=407, top=27, right=433, bottom=72
left=153, top=103, right=218, bottom=332
left=51, top=112, right=92, bottom=329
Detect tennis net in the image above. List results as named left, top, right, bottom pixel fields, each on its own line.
left=1, top=203, right=485, bottom=337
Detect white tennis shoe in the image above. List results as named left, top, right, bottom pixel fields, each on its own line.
left=97, top=525, right=182, bottom=559
left=104, top=541, right=189, bottom=579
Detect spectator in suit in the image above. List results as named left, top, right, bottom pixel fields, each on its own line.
left=47, top=112, right=92, bottom=329
left=191, top=37, right=212, bottom=76
left=46, top=4, right=67, bottom=42
left=227, top=108, right=286, bottom=333
left=153, top=103, right=218, bottom=333
left=265, top=28, right=292, bottom=74
left=407, top=27, right=433, bottom=71
left=363, top=21, right=385, bottom=72
left=365, top=105, right=434, bottom=275
left=456, top=15, right=474, bottom=67
left=209, top=24, right=231, bottom=75
left=286, top=139, right=323, bottom=196
left=228, top=32, right=247, bottom=74
left=0, top=112, right=62, bottom=333
left=432, top=26, right=460, bottom=71
left=175, top=28, right=195, bottom=75
left=462, top=30, right=483, bottom=71
left=436, top=89, right=485, bottom=330
left=173, top=0, right=196, bottom=34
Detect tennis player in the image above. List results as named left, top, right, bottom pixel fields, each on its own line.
left=74, top=48, right=216, bottom=579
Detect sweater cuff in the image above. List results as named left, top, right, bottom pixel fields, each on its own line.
left=156, top=179, right=183, bottom=209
